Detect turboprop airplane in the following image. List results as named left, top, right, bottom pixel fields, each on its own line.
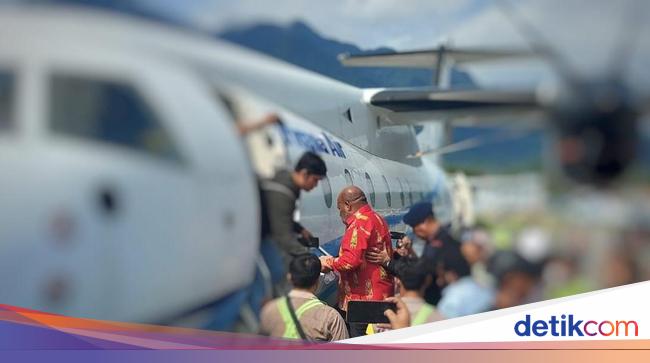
left=0, top=5, right=464, bottom=331
left=0, top=3, right=646, bottom=332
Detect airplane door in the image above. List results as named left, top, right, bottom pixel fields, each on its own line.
left=111, top=66, right=259, bottom=322
left=41, top=72, right=197, bottom=321
left=0, top=66, right=119, bottom=319
left=38, top=64, right=259, bottom=323
left=222, top=89, right=288, bottom=179
left=339, top=105, right=355, bottom=142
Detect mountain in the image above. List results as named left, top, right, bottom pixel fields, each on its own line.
left=30, top=3, right=535, bottom=173
left=26, top=3, right=649, bottom=176
left=33, top=0, right=185, bottom=25
left=219, top=21, right=475, bottom=89
left=443, top=127, right=544, bottom=174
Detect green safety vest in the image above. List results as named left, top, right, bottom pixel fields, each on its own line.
left=411, top=303, right=435, bottom=326
left=278, top=297, right=324, bottom=339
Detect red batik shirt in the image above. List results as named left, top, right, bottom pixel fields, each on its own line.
left=332, top=204, right=394, bottom=310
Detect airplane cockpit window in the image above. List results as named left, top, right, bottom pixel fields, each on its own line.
left=382, top=175, right=391, bottom=208
left=49, top=75, right=182, bottom=163
left=0, top=71, right=13, bottom=132
left=364, top=172, right=375, bottom=207
left=321, top=175, right=332, bottom=208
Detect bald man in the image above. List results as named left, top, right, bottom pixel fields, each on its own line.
left=321, top=186, right=395, bottom=318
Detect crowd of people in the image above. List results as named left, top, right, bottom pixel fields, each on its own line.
left=254, top=150, right=647, bottom=341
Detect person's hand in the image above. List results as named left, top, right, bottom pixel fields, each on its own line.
left=383, top=297, right=410, bottom=330
left=319, top=256, right=333, bottom=272
left=262, top=113, right=281, bottom=125
left=366, top=247, right=390, bottom=266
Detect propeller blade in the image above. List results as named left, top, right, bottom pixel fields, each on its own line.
left=408, top=129, right=532, bottom=158
left=607, top=0, right=648, bottom=79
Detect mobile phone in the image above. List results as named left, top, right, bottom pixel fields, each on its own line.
left=390, top=231, right=406, bottom=240
left=346, top=300, right=397, bottom=324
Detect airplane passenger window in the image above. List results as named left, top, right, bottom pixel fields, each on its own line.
left=364, top=172, right=375, bottom=206
left=405, top=179, right=414, bottom=205
left=344, top=169, right=353, bottom=185
left=397, top=178, right=405, bottom=207
left=49, top=75, right=182, bottom=163
left=322, top=175, right=333, bottom=208
left=382, top=175, right=391, bottom=208
left=0, top=71, right=13, bottom=132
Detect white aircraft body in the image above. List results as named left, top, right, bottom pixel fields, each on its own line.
left=0, top=5, right=486, bottom=329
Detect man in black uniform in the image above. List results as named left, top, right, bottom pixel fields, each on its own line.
left=367, top=202, right=464, bottom=305
left=260, top=151, right=327, bottom=294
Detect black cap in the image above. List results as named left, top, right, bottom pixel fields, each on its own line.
left=403, top=202, right=435, bottom=228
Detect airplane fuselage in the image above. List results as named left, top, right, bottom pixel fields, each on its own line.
left=0, top=5, right=456, bottom=328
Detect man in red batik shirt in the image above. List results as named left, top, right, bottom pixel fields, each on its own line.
left=320, top=186, right=394, bottom=336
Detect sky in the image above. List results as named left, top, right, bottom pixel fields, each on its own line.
left=136, top=0, right=490, bottom=50
left=129, top=0, right=650, bottom=92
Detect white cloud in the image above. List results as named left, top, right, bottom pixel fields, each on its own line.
left=447, top=0, right=650, bottom=91
left=166, top=0, right=486, bottom=50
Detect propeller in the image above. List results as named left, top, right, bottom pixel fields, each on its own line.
left=494, top=0, right=648, bottom=185
left=606, top=0, right=649, bottom=80
left=408, top=129, right=532, bottom=158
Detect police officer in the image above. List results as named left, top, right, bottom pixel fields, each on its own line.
left=367, top=202, right=464, bottom=305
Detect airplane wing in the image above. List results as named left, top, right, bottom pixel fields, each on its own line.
left=341, top=45, right=645, bottom=184
left=366, top=87, right=545, bottom=127
left=342, top=45, right=546, bottom=126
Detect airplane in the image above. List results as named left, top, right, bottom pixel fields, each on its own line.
left=0, top=3, right=645, bottom=332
